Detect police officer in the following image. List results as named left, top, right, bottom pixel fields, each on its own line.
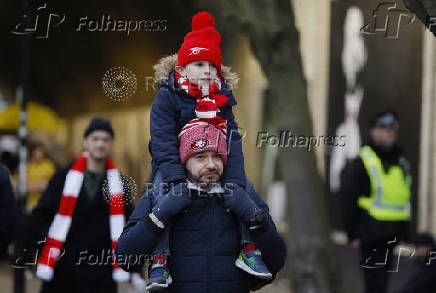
left=341, top=111, right=411, bottom=293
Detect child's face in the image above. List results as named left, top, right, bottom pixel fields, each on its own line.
left=176, top=61, right=218, bottom=86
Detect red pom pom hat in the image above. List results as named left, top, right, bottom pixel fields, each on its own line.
left=177, top=12, right=222, bottom=73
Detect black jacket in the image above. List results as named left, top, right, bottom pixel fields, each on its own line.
left=341, top=142, right=411, bottom=244
left=116, top=179, right=287, bottom=293
left=0, top=165, right=16, bottom=256
left=30, top=162, right=134, bottom=281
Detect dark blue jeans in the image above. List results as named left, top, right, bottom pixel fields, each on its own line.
left=150, top=171, right=254, bottom=256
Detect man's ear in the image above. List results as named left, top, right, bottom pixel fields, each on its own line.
left=175, top=65, right=186, bottom=76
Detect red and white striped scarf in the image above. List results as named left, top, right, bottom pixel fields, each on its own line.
left=175, top=71, right=229, bottom=119
left=36, top=153, right=129, bottom=282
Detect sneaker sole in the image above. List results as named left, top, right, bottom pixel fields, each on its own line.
left=146, top=275, right=173, bottom=291
left=235, top=259, right=272, bottom=280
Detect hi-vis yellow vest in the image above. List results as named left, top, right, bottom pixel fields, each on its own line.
left=357, top=146, right=411, bottom=221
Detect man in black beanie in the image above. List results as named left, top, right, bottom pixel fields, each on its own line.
left=83, top=117, right=114, bottom=138
left=29, top=117, right=139, bottom=293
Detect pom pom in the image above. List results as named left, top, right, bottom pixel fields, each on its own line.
left=192, top=11, right=215, bottom=30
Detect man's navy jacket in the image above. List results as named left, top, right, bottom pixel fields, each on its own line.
left=115, top=179, right=286, bottom=293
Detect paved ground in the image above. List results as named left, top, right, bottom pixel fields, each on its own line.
left=0, top=244, right=418, bottom=293
left=0, top=259, right=288, bottom=293
left=334, top=243, right=416, bottom=293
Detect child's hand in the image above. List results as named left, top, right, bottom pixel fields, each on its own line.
left=221, top=183, right=261, bottom=222
left=151, top=183, right=192, bottom=225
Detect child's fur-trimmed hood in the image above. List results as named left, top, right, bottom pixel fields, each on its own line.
left=153, top=54, right=239, bottom=90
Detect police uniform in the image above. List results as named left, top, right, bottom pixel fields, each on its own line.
left=341, top=111, right=411, bottom=293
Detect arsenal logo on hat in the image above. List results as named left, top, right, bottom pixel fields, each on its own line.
left=191, top=138, right=209, bottom=150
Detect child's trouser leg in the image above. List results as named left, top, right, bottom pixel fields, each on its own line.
left=150, top=170, right=170, bottom=256
left=151, top=227, right=170, bottom=256
left=240, top=220, right=254, bottom=245
left=236, top=218, right=272, bottom=279
left=147, top=171, right=173, bottom=290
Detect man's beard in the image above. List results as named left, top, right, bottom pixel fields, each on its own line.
left=186, top=169, right=220, bottom=189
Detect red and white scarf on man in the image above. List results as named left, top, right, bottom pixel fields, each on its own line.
left=36, top=153, right=129, bottom=282
left=175, top=71, right=229, bottom=120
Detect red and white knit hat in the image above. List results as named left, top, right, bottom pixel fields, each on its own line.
left=177, top=11, right=222, bottom=73
left=179, top=119, right=227, bottom=165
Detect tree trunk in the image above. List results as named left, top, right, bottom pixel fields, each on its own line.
left=204, top=0, right=342, bottom=292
